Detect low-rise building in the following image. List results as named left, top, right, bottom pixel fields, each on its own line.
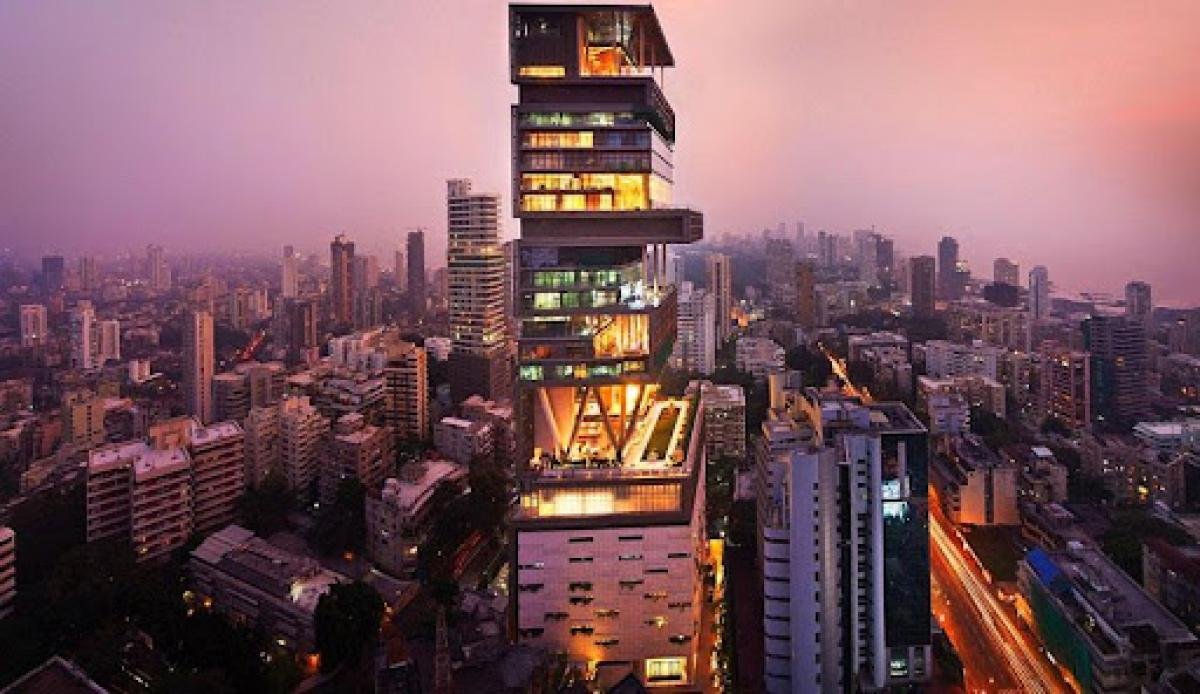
left=321, top=413, right=393, bottom=504
left=1019, top=545, right=1200, bottom=692
left=921, top=340, right=1002, bottom=380
left=1004, top=444, right=1069, bottom=504
left=735, top=337, right=785, bottom=381
left=365, top=461, right=469, bottom=577
left=918, top=375, right=1006, bottom=419
left=926, top=392, right=970, bottom=436
left=433, top=416, right=493, bottom=465
left=932, top=435, right=1019, bottom=526
left=696, top=382, right=746, bottom=464
left=1143, top=539, right=1200, bottom=634
left=190, top=525, right=345, bottom=654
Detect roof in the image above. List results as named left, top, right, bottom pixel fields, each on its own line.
left=510, top=4, right=673, bottom=66
left=0, top=656, right=108, bottom=694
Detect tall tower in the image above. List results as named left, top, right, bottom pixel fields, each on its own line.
left=280, top=246, right=299, bottom=298
left=184, top=310, right=216, bottom=424
left=937, top=236, right=960, bottom=300
left=146, top=245, right=171, bottom=293
left=707, top=253, right=733, bottom=343
left=329, top=235, right=355, bottom=325
left=509, top=4, right=706, bottom=685
left=910, top=255, right=936, bottom=318
left=1125, top=280, right=1152, bottom=327
left=70, top=300, right=96, bottom=370
left=1029, top=265, right=1050, bottom=321
left=447, top=178, right=510, bottom=402
left=796, top=259, right=816, bottom=329
left=406, top=230, right=426, bottom=315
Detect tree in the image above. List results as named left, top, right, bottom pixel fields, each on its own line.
left=1041, top=416, right=1073, bottom=438
left=238, top=470, right=293, bottom=537
left=785, top=345, right=833, bottom=387
left=970, top=407, right=1016, bottom=450
left=314, top=582, right=384, bottom=673
left=310, top=478, right=367, bottom=556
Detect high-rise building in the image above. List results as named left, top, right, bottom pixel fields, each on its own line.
left=70, top=300, right=97, bottom=370
left=406, top=229, right=426, bottom=314
left=446, top=178, right=510, bottom=402
left=875, top=235, right=895, bottom=286
left=279, top=396, right=329, bottom=500
left=796, top=259, right=817, bottom=329
left=708, top=253, right=733, bottom=343
left=817, top=231, right=837, bottom=268
left=78, top=255, right=99, bottom=291
left=1125, top=280, right=1152, bottom=327
left=383, top=337, right=428, bottom=444
left=243, top=405, right=280, bottom=487
left=854, top=229, right=878, bottom=286
left=86, top=439, right=193, bottom=562
left=329, top=234, right=355, bottom=325
left=283, top=297, right=319, bottom=364
left=758, top=391, right=931, bottom=691
left=910, top=255, right=937, bottom=318
left=98, top=319, right=120, bottom=364
left=672, top=281, right=716, bottom=374
left=146, top=245, right=171, bottom=293
left=63, top=390, right=107, bottom=450
left=765, top=237, right=795, bottom=303
left=188, top=421, right=246, bottom=535
left=393, top=249, right=407, bottom=291
left=41, top=255, right=65, bottom=293
left=509, top=5, right=707, bottom=685
left=937, top=236, right=961, bottom=300
left=994, top=257, right=1020, bottom=287
left=1083, top=315, right=1150, bottom=430
left=280, top=246, right=300, bottom=298
left=1045, top=349, right=1091, bottom=430
left=320, top=413, right=393, bottom=505
left=0, top=526, right=13, bottom=620
left=19, top=304, right=48, bottom=348
left=1029, top=265, right=1050, bottom=321
left=184, top=311, right=216, bottom=424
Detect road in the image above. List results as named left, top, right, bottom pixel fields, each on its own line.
left=821, top=348, right=1073, bottom=693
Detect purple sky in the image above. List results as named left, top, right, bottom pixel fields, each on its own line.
left=2, top=1, right=1198, bottom=305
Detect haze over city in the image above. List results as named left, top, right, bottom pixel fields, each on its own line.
left=2, top=0, right=1198, bottom=305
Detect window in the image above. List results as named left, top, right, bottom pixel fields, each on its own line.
left=618, top=554, right=643, bottom=561
left=645, top=657, right=685, bottom=683
left=569, top=556, right=594, bottom=564
left=568, top=536, right=594, bottom=543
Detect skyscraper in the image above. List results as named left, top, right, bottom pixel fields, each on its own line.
left=910, top=255, right=937, bottom=318
left=70, top=300, right=97, bottom=370
left=393, top=248, right=406, bottom=292
left=937, top=236, right=961, bottom=300
left=446, top=178, right=510, bottom=402
left=1083, top=315, right=1150, bottom=430
left=78, top=255, right=99, bottom=291
left=329, top=235, right=355, bottom=326
left=280, top=246, right=299, bottom=298
left=758, top=390, right=931, bottom=691
left=19, top=304, right=48, bottom=348
left=509, top=5, right=707, bottom=685
left=1029, top=265, right=1050, bottom=321
left=796, top=259, right=817, bottom=329
left=98, top=319, right=121, bottom=364
left=41, top=255, right=65, bottom=293
left=994, top=257, right=1020, bottom=287
left=184, top=310, right=215, bottom=424
left=708, top=252, right=733, bottom=343
left=1125, top=280, right=1152, bottom=327
left=146, top=245, right=171, bottom=293
left=406, top=229, right=426, bottom=315
left=673, top=281, right=716, bottom=374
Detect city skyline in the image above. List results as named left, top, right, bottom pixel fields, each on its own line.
left=3, top=1, right=1199, bottom=305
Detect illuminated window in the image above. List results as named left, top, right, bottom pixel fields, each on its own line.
left=523, top=131, right=594, bottom=148
left=518, top=65, right=566, bottom=78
